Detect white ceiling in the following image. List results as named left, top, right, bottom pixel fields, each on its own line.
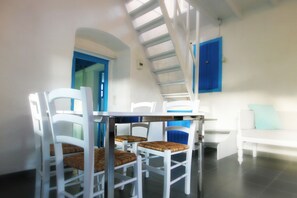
left=187, top=0, right=288, bottom=26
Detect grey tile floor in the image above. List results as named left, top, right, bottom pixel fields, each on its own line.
left=203, top=149, right=297, bottom=198
left=1, top=148, right=297, bottom=198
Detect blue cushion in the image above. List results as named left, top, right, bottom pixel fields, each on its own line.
left=167, top=110, right=192, bottom=144
left=248, top=104, right=281, bottom=130
left=167, top=120, right=190, bottom=144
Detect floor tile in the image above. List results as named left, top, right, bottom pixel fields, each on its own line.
left=1, top=148, right=297, bottom=198
left=258, top=187, right=297, bottom=198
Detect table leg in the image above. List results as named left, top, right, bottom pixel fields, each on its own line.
left=105, top=117, right=115, bottom=198
left=198, top=117, right=204, bottom=197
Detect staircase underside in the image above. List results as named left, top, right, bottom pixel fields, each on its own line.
left=126, top=0, right=195, bottom=101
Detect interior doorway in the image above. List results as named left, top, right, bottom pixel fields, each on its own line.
left=71, top=51, right=109, bottom=146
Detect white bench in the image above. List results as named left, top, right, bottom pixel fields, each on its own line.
left=237, top=110, right=297, bottom=164
left=205, top=130, right=237, bottom=160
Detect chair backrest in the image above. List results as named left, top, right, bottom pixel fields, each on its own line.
left=130, top=102, right=156, bottom=137
left=164, top=125, right=196, bottom=150
left=162, top=100, right=199, bottom=145
left=163, top=100, right=199, bottom=113
left=29, top=92, right=52, bottom=171
left=131, top=102, right=156, bottom=113
left=44, top=87, right=94, bottom=197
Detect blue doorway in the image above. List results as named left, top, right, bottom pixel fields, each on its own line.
left=71, top=51, right=109, bottom=146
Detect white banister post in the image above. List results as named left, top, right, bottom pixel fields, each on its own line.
left=185, top=1, right=190, bottom=84
left=173, top=0, right=177, bottom=29
left=237, top=112, right=243, bottom=164
left=194, top=10, right=200, bottom=100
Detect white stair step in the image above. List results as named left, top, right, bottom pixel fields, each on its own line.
left=153, top=65, right=180, bottom=74
left=142, top=33, right=171, bottom=48
left=149, top=50, right=175, bottom=62
left=161, top=93, right=190, bottom=98
left=158, top=80, right=185, bottom=86
left=136, top=16, right=164, bottom=34
left=129, top=0, right=159, bottom=19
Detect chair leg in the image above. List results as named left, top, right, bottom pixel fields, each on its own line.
left=252, top=143, right=257, bottom=158
left=35, top=168, right=41, bottom=198
left=185, top=150, right=192, bottom=195
left=238, top=141, right=243, bottom=164
left=131, top=142, right=137, bottom=154
left=120, top=166, right=127, bottom=190
left=120, top=141, right=128, bottom=190
left=123, top=141, right=128, bottom=152
left=42, top=159, right=51, bottom=198
left=35, top=138, right=43, bottom=198
left=163, top=150, right=171, bottom=198
left=96, top=174, right=104, bottom=198
left=55, top=150, right=66, bottom=198
left=77, top=170, right=84, bottom=188
left=131, top=155, right=143, bottom=198
left=95, top=175, right=100, bottom=193
left=145, top=152, right=149, bottom=178
left=100, top=175, right=105, bottom=198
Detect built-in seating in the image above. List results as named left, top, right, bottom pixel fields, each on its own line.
left=204, top=130, right=237, bottom=160
left=238, top=109, right=297, bottom=164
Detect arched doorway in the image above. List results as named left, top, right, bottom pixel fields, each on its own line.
left=72, top=27, right=130, bottom=146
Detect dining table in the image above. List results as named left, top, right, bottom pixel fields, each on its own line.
left=92, top=111, right=206, bottom=198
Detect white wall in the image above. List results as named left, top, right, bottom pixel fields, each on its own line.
left=109, top=49, right=133, bottom=112
left=0, top=0, right=161, bottom=175
left=194, top=1, right=297, bottom=154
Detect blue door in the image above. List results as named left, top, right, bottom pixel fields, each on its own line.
left=193, top=37, right=222, bottom=93
left=71, top=51, right=109, bottom=146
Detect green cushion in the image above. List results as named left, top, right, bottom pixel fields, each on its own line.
left=248, top=104, right=281, bottom=130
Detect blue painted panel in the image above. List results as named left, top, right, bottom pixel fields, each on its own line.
left=167, top=121, right=190, bottom=144
left=193, top=37, right=222, bottom=93
left=167, top=110, right=192, bottom=145
left=103, top=63, right=108, bottom=111
left=71, top=51, right=109, bottom=110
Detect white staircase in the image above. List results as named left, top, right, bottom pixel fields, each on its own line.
left=125, top=0, right=199, bottom=101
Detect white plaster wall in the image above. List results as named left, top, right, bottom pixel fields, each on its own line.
left=129, top=54, right=164, bottom=141
left=130, top=55, right=163, bottom=110
left=195, top=1, right=297, bottom=153
left=0, top=0, right=161, bottom=175
left=75, top=38, right=117, bottom=60
left=108, top=49, right=132, bottom=112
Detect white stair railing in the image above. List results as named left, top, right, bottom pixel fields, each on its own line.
left=161, top=0, right=200, bottom=100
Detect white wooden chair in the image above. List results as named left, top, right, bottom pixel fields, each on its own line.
left=44, top=87, right=142, bottom=198
left=115, top=102, right=156, bottom=153
left=137, top=100, right=198, bottom=198
left=29, top=93, right=83, bottom=198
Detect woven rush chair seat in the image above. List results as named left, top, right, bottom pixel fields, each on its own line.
left=115, top=102, right=156, bottom=154
left=64, top=148, right=137, bottom=172
left=115, top=135, right=147, bottom=143
left=50, top=143, right=84, bottom=156
left=138, top=141, right=188, bottom=153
